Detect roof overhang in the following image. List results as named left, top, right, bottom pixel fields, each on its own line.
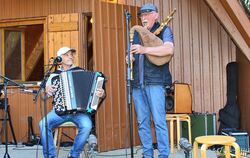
left=205, top=0, right=250, bottom=61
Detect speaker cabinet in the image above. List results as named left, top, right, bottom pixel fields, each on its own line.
left=167, top=83, right=192, bottom=114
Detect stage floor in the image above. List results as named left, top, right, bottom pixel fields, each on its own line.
left=0, top=144, right=217, bottom=158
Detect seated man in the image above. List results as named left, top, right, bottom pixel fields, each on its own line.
left=39, top=46, right=105, bottom=158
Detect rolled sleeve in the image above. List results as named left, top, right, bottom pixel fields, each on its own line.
left=162, top=27, right=174, bottom=43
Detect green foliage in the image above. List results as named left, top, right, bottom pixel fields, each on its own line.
left=240, top=0, right=250, bottom=17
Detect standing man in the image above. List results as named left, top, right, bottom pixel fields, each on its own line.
left=39, top=46, right=105, bottom=158
left=130, top=3, right=174, bottom=158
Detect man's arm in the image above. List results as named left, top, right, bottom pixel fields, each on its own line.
left=45, top=74, right=57, bottom=97
left=130, top=41, right=174, bottom=57
left=131, top=26, right=174, bottom=57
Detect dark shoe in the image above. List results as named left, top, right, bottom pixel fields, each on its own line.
left=67, top=154, right=75, bottom=158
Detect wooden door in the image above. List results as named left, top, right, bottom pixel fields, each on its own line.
left=92, top=1, right=140, bottom=152
left=46, top=13, right=84, bottom=67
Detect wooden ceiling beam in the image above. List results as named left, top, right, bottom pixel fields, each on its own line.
left=220, top=0, right=250, bottom=47
left=204, top=0, right=250, bottom=61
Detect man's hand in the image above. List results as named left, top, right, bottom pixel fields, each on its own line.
left=95, top=88, right=105, bottom=98
left=130, top=44, right=146, bottom=54
left=131, top=42, right=174, bottom=57
left=46, top=85, right=57, bottom=96
left=125, top=54, right=135, bottom=64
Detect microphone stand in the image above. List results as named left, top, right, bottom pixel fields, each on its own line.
left=125, top=9, right=134, bottom=158
left=33, top=61, right=58, bottom=158
left=0, top=75, right=25, bottom=158
left=179, top=138, right=192, bottom=158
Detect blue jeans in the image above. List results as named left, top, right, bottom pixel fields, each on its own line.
left=132, top=85, right=169, bottom=158
left=39, top=110, right=92, bottom=158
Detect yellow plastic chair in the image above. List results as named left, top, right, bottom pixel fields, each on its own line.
left=193, top=135, right=240, bottom=158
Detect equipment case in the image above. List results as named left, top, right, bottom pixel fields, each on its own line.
left=182, top=113, right=217, bottom=143
left=222, top=128, right=249, bottom=150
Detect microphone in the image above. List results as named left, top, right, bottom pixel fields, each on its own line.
left=88, top=134, right=98, bottom=157
left=87, top=134, right=98, bottom=156
left=21, top=89, right=38, bottom=94
left=88, top=134, right=97, bottom=149
left=53, top=56, right=62, bottom=63
left=124, top=9, right=131, bottom=19
left=179, top=137, right=192, bottom=152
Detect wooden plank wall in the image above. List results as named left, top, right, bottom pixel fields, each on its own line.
left=0, top=86, right=52, bottom=143
left=0, top=0, right=92, bottom=20
left=92, top=1, right=140, bottom=151
left=117, top=0, right=237, bottom=115
left=92, top=0, right=237, bottom=151
left=1, top=0, right=248, bottom=152
left=47, top=13, right=80, bottom=66
left=0, top=0, right=239, bottom=112
left=237, top=50, right=250, bottom=137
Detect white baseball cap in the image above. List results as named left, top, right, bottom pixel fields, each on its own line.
left=57, top=46, right=76, bottom=57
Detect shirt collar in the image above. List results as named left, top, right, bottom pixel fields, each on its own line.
left=58, top=65, right=76, bottom=71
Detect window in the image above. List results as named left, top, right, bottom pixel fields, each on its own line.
left=1, top=24, right=44, bottom=82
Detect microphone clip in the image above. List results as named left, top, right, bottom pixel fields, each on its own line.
left=52, top=56, right=62, bottom=64
left=21, top=88, right=38, bottom=94
left=124, top=10, right=131, bottom=20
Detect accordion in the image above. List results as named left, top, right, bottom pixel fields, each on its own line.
left=51, top=70, right=105, bottom=115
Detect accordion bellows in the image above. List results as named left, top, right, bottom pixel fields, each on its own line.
left=51, top=70, right=105, bottom=115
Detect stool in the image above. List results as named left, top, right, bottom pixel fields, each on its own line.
left=54, top=122, right=77, bottom=156
left=193, top=135, right=240, bottom=158
left=0, top=100, right=17, bottom=145
left=166, top=114, right=191, bottom=153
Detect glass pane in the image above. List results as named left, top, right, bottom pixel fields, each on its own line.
left=24, top=24, right=44, bottom=81
left=4, top=30, right=22, bottom=80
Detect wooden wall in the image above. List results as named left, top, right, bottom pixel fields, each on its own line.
left=0, top=0, right=92, bottom=20
left=92, top=0, right=237, bottom=151
left=95, top=1, right=238, bottom=115
left=47, top=13, right=81, bottom=66
left=0, top=86, right=52, bottom=143
left=92, top=1, right=140, bottom=151
left=237, top=50, right=250, bottom=136
left=1, top=0, right=249, bottom=152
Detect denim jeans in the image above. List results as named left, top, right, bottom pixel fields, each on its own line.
left=39, top=110, right=92, bottom=158
left=132, top=85, right=169, bottom=158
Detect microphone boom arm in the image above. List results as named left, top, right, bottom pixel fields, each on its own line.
left=33, top=59, right=59, bottom=102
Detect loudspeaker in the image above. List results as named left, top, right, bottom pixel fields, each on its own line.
left=166, top=83, right=192, bottom=114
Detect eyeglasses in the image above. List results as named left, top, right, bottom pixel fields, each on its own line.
left=138, top=11, right=154, bottom=18
left=62, top=52, right=76, bottom=57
